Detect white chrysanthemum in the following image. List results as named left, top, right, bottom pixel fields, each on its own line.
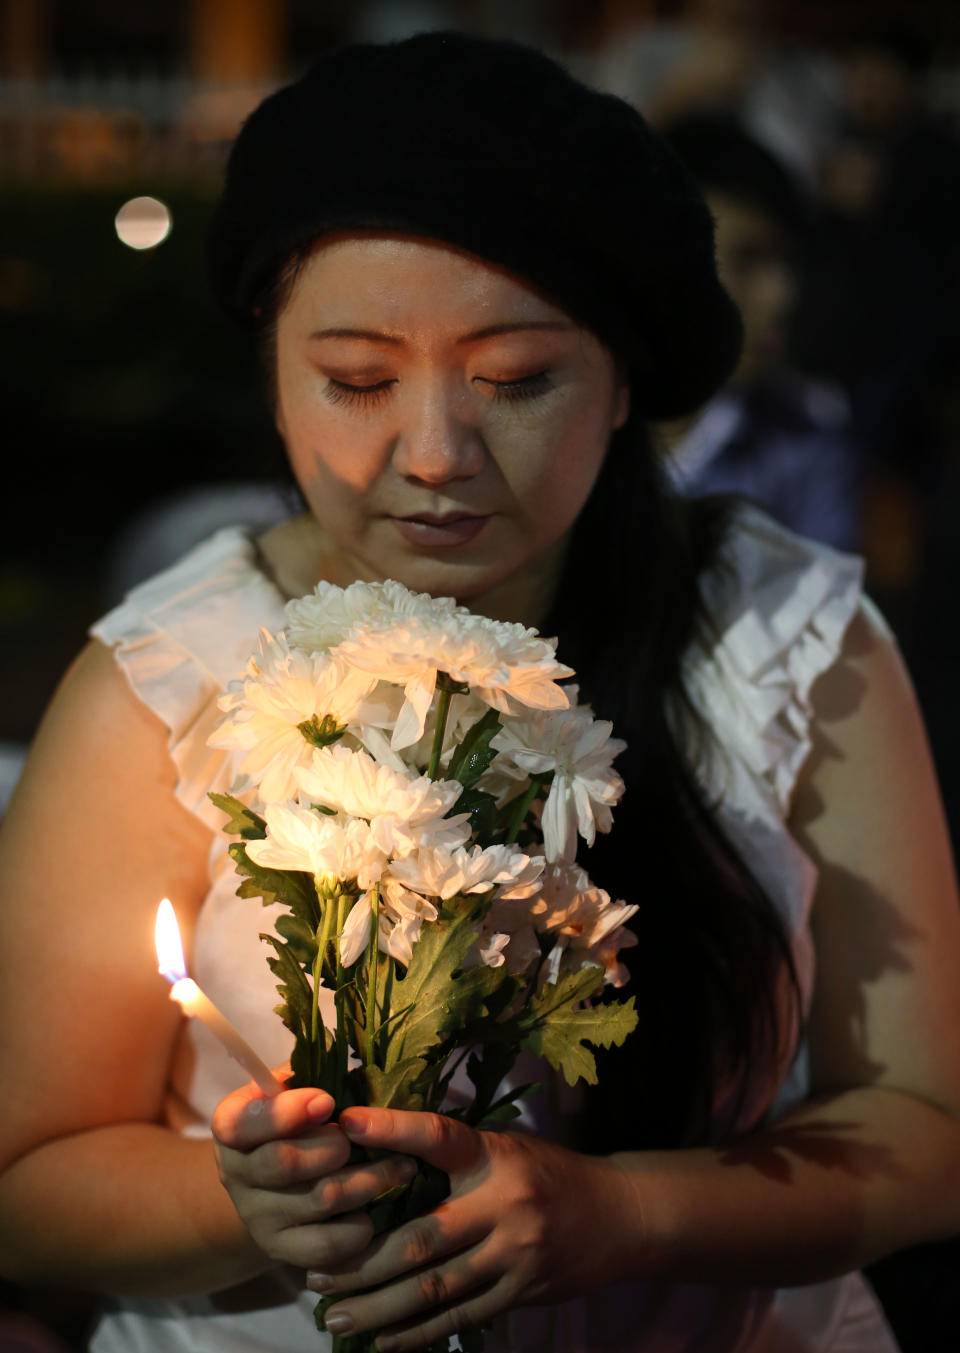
left=295, top=742, right=462, bottom=826
left=209, top=631, right=378, bottom=803
left=338, top=877, right=441, bottom=967
left=336, top=612, right=573, bottom=750
left=396, top=691, right=495, bottom=776
left=388, top=841, right=545, bottom=902
left=285, top=578, right=458, bottom=654
left=244, top=801, right=387, bottom=891
left=527, top=859, right=593, bottom=929
left=490, top=688, right=626, bottom=862
left=466, top=895, right=543, bottom=975
left=541, top=881, right=638, bottom=988
left=339, top=892, right=376, bottom=967
left=295, top=744, right=470, bottom=857
left=477, top=932, right=511, bottom=968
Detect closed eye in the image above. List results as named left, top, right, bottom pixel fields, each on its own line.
left=478, top=372, right=553, bottom=404
left=324, top=378, right=395, bottom=408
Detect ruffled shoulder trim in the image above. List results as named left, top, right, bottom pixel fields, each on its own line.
left=682, top=504, right=865, bottom=816
left=89, top=528, right=288, bottom=828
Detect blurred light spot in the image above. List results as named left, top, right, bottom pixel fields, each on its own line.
left=114, top=197, right=172, bottom=250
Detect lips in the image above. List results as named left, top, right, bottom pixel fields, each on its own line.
left=389, top=512, right=492, bottom=547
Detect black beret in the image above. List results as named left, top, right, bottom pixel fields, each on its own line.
left=206, top=30, right=743, bottom=419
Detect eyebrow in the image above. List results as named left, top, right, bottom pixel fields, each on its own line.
left=308, top=320, right=575, bottom=345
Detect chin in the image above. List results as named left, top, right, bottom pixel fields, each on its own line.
left=380, top=550, right=523, bottom=605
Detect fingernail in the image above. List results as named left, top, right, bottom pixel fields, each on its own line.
left=341, top=1111, right=369, bottom=1139
left=376, top=1337, right=399, bottom=1352
left=306, top=1271, right=334, bottom=1294
left=396, top=1157, right=418, bottom=1180
left=324, top=1312, right=354, bottom=1335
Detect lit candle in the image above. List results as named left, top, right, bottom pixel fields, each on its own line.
left=155, top=898, right=282, bottom=1098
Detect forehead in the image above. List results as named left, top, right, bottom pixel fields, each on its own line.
left=281, top=233, right=571, bottom=334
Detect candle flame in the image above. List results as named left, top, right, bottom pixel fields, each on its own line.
left=155, top=898, right=188, bottom=984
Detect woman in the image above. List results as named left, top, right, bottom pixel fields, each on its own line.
left=2, top=30, right=959, bottom=1353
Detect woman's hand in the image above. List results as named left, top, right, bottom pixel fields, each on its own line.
left=210, top=1079, right=419, bottom=1269
left=311, top=1106, right=642, bottom=1352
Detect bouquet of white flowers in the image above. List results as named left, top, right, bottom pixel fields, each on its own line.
left=208, top=578, right=638, bottom=1352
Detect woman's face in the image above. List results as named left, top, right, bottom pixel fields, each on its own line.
left=272, top=235, right=629, bottom=614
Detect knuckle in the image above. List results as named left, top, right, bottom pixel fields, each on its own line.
left=403, top=1218, right=440, bottom=1269
left=416, top=1266, right=450, bottom=1308
left=313, top=1213, right=374, bottom=1268
left=424, top=1112, right=457, bottom=1154
left=313, top=1172, right=346, bottom=1216
left=257, top=1139, right=298, bottom=1186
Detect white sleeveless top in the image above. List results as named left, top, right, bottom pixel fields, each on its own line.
left=87, top=507, right=900, bottom=1353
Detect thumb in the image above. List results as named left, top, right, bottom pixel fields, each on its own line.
left=339, top=1106, right=483, bottom=1173
left=212, top=1068, right=335, bottom=1150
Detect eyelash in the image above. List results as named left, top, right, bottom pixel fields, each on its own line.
left=323, top=372, right=553, bottom=408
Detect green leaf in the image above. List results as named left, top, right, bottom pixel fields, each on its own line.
left=207, top=791, right=267, bottom=840
left=383, top=897, right=501, bottom=1073
left=229, top=842, right=321, bottom=928
left=451, top=786, right=500, bottom=842
left=446, top=706, right=502, bottom=790
left=261, top=932, right=314, bottom=1030
left=275, top=912, right=318, bottom=964
left=519, top=970, right=638, bottom=1087
left=364, top=1055, right=431, bottom=1110
left=479, top=1081, right=541, bottom=1126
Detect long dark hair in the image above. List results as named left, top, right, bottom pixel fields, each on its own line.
left=544, top=408, right=800, bottom=1152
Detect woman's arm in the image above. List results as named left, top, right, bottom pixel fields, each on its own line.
left=0, top=640, right=270, bottom=1295
left=217, top=601, right=960, bottom=1349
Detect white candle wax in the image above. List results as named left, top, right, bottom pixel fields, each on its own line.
left=156, top=898, right=283, bottom=1098
left=168, top=978, right=283, bottom=1098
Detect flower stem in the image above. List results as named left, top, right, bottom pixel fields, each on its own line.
left=364, top=884, right=380, bottom=1069
left=505, top=774, right=544, bottom=844
left=334, top=893, right=350, bottom=1105
left=427, top=682, right=453, bottom=781
left=312, top=898, right=337, bottom=1084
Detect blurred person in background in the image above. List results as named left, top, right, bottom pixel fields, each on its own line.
left=790, top=22, right=960, bottom=603
left=656, top=111, right=864, bottom=552
left=588, top=0, right=839, bottom=187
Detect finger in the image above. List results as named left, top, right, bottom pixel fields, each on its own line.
left=339, top=1107, right=484, bottom=1175
left=269, top=1212, right=378, bottom=1271
left=320, top=1248, right=488, bottom=1338
left=308, top=1194, right=487, bottom=1293
left=373, top=1280, right=509, bottom=1353
left=306, top=1153, right=421, bottom=1220
left=265, top=1153, right=421, bottom=1226
left=324, top=1270, right=510, bottom=1353
left=225, top=1123, right=353, bottom=1190
left=213, top=1081, right=336, bottom=1150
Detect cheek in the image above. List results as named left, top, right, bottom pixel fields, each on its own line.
left=500, top=397, right=611, bottom=512
left=281, top=402, right=380, bottom=496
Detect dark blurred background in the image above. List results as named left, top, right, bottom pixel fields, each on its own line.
left=2, top=2, right=960, bottom=1348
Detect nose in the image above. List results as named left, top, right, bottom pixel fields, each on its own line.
left=391, top=380, right=486, bottom=485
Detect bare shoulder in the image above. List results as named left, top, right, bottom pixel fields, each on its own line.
left=790, top=601, right=960, bottom=1112
left=790, top=599, right=941, bottom=839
